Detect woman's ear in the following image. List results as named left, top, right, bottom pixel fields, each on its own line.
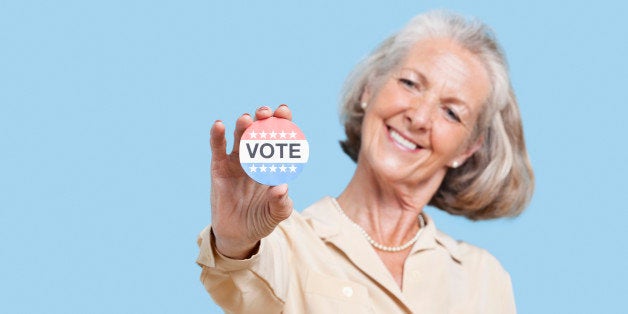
left=360, top=85, right=371, bottom=104
left=450, top=136, right=483, bottom=168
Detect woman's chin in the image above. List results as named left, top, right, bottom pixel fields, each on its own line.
left=368, top=159, right=413, bottom=182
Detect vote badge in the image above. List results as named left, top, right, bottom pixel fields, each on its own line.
left=239, top=117, right=309, bottom=186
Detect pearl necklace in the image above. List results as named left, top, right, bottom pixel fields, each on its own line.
left=331, top=198, right=426, bottom=252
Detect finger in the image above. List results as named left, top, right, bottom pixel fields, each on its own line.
left=254, top=106, right=273, bottom=120
left=267, top=184, right=293, bottom=223
left=232, top=113, right=254, bottom=154
left=273, top=104, right=292, bottom=121
left=210, top=120, right=228, bottom=162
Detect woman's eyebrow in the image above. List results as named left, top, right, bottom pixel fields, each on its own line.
left=442, top=96, right=468, bottom=108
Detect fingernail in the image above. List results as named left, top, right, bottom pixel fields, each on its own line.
left=258, top=106, right=271, bottom=111
left=215, top=119, right=222, bottom=123
left=278, top=104, right=288, bottom=108
left=242, top=113, right=251, bottom=116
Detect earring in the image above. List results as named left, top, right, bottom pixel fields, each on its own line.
left=452, top=161, right=459, bottom=168
left=360, top=102, right=368, bottom=110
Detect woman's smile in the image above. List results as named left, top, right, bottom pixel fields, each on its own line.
left=387, top=126, right=422, bottom=152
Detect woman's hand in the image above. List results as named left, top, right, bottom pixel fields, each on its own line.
left=209, top=105, right=294, bottom=259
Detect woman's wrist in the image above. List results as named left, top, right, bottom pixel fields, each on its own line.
left=212, top=228, right=260, bottom=260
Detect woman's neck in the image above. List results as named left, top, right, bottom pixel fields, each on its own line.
left=337, top=161, right=442, bottom=246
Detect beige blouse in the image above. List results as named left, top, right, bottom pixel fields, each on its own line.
left=197, top=197, right=516, bottom=313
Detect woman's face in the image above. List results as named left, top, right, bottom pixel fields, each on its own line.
left=359, top=37, right=490, bottom=187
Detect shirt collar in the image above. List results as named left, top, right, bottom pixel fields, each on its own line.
left=302, top=196, right=463, bottom=263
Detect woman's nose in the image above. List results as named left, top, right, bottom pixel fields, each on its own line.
left=405, top=95, right=436, bottom=131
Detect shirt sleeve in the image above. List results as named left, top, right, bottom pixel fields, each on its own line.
left=499, top=272, right=517, bottom=314
left=196, top=225, right=290, bottom=313
left=477, top=249, right=518, bottom=314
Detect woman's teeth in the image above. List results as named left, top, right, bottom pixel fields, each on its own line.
left=390, top=129, right=418, bottom=150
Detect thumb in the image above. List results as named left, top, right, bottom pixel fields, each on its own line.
left=267, top=184, right=293, bottom=223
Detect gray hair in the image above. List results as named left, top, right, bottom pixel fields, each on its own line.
left=339, top=10, right=534, bottom=220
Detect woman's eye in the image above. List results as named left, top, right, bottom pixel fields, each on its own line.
left=399, top=78, right=418, bottom=89
left=446, top=107, right=461, bottom=122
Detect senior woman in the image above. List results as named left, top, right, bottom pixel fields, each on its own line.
left=198, top=10, right=533, bottom=313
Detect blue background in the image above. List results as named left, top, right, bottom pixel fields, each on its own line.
left=1, top=1, right=626, bottom=313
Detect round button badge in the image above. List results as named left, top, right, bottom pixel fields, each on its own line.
left=239, top=117, right=309, bottom=186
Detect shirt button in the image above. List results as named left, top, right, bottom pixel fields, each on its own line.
left=342, top=286, right=354, bottom=298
